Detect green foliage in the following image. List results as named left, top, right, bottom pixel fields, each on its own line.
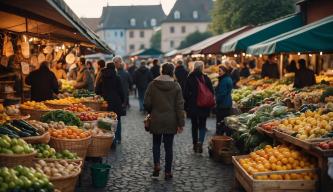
left=178, top=31, right=213, bottom=49
left=210, top=0, right=295, bottom=34
left=150, top=30, right=161, bottom=51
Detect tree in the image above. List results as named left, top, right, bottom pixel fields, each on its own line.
left=210, top=0, right=295, bottom=34
left=150, top=30, right=161, bottom=51
left=178, top=31, right=213, bottom=49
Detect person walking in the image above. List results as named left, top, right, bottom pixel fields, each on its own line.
left=294, top=59, right=316, bottom=88
left=230, top=60, right=240, bottom=88
left=128, top=62, right=137, bottom=98
left=95, top=62, right=125, bottom=144
left=150, top=59, right=160, bottom=79
left=174, top=60, right=189, bottom=91
left=74, top=58, right=94, bottom=91
left=144, top=63, right=185, bottom=180
left=134, top=61, right=153, bottom=111
left=115, top=58, right=132, bottom=110
left=25, top=61, right=59, bottom=101
left=94, top=59, right=105, bottom=88
left=215, top=65, right=233, bottom=136
left=183, top=61, right=214, bottom=153
left=240, top=62, right=250, bottom=78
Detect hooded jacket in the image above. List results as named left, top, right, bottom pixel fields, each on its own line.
left=95, top=67, right=125, bottom=116
left=144, top=75, right=185, bottom=134
left=133, top=66, right=153, bottom=90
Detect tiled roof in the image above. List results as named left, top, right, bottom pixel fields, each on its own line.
left=81, top=18, right=100, bottom=32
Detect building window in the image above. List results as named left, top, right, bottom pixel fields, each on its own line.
left=193, top=10, right=198, bottom=19
left=129, top=31, right=134, bottom=38
left=170, top=26, right=175, bottom=33
left=174, top=10, right=180, bottom=19
left=140, top=44, right=145, bottom=49
left=120, top=31, right=123, bottom=37
left=181, top=26, right=186, bottom=33
left=170, top=40, right=174, bottom=48
left=114, top=31, right=117, bottom=37
left=151, top=18, right=157, bottom=27
left=129, top=44, right=135, bottom=51
left=130, top=18, right=136, bottom=26
left=140, top=31, right=145, bottom=38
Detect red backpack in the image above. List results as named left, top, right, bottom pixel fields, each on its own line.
left=196, top=76, right=215, bottom=108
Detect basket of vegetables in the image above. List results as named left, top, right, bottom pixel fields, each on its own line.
left=34, top=159, right=81, bottom=192
left=49, top=127, right=92, bottom=158
left=41, top=110, right=82, bottom=127
left=87, top=127, right=114, bottom=157
left=0, top=135, right=37, bottom=167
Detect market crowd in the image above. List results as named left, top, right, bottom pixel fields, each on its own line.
left=25, top=54, right=316, bottom=180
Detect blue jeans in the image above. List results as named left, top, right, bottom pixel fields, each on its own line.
left=115, top=117, right=121, bottom=142
left=153, top=134, right=174, bottom=173
left=190, top=116, right=207, bottom=144
left=138, top=88, right=146, bottom=111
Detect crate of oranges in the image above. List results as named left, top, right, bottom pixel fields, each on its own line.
left=232, top=145, right=317, bottom=192
left=49, top=127, right=92, bottom=158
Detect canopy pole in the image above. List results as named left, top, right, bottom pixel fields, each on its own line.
left=279, top=54, right=283, bottom=79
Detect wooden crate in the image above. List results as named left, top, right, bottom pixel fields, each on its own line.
left=232, top=155, right=317, bottom=192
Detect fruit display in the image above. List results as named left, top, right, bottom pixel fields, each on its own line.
left=258, top=120, right=280, bottom=132
left=49, top=127, right=91, bottom=139
left=238, top=145, right=317, bottom=180
left=0, top=166, right=54, bottom=192
left=316, top=74, right=333, bottom=84
left=239, top=89, right=276, bottom=110
left=59, top=79, right=75, bottom=93
left=45, top=97, right=81, bottom=105
left=232, top=87, right=253, bottom=103
left=0, top=104, right=3, bottom=112
left=64, top=103, right=93, bottom=113
left=5, top=105, right=20, bottom=116
left=0, top=135, right=34, bottom=154
left=41, top=110, right=82, bottom=127
left=277, top=110, right=333, bottom=140
left=34, top=159, right=80, bottom=178
left=28, top=120, right=66, bottom=131
left=20, top=101, right=50, bottom=110
left=72, top=89, right=95, bottom=98
left=77, top=111, right=113, bottom=121
left=0, top=120, right=42, bottom=138
left=57, top=92, right=72, bottom=99
left=34, top=144, right=79, bottom=160
left=91, top=127, right=114, bottom=137
left=0, top=113, right=10, bottom=124
left=317, top=140, right=333, bottom=150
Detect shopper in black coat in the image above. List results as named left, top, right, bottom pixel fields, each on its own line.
left=150, top=59, right=160, bottom=79
left=25, top=61, right=59, bottom=102
left=175, top=60, right=189, bottom=91
left=133, top=61, right=153, bottom=111
left=183, top=61, right=214, bottom=153
left=294, top=59, right=316, bottom=89
left=95, top=62, right=125, bottom=143
left=261, top=55, right=280, bottom=79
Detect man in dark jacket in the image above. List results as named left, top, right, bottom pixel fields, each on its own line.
left=294, top=59, right=316, bottom=88
left=175, top=60, right=188, bottom=91
left=128, top=63, right=137, bottom=97
left=25, top=61, right=59, bottom=101
left=95, top=62, right=125, bottom=143
left=116, top=62, right=132, bottom=110
left=261, top=55, right=280, bottom=79
left=150, top=59, right=160, bottom=79
left=134, top=61, right=153, bottom=111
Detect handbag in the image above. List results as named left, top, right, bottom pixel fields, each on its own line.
left=144, top=114, right=151, bottom=132
left=196, top=76, right=215, bottom=108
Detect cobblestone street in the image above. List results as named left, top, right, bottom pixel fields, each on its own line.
left=77, top=96, right=235, bottom=192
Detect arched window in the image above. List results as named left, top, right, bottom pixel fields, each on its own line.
left=174, top=10, right=180, bottom=19
left=193, top=10, right=198, bottom=19
left=130, top=18, right=136, bottom=26
left=151, top=18, right=157, bottom=27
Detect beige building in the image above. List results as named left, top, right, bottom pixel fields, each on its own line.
left=161, top=0, right=212, bottom=53
left=126, top=29, right=155, bottom=54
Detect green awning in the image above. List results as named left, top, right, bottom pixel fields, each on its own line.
left=221, top=13, right=303, bottom=53
left=247, top=15, right=333, bottom=55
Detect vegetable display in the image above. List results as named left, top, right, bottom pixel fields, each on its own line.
left=0, top=135, right=34, bottom=155
left=41, top=110, right=82, bottom=127
left=34, top=144, right=79, bottom=160
left=35, top=159, right=80, bottom=178
left=0, top=166, right=54, bottom=192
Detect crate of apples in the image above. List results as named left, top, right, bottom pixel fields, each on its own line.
left=64, top=103, right=93, bottom=113
left=77, top=112, right=99, bottom=121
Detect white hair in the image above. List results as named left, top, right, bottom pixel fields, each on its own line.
left=112, top=55, right=123, bottom=63
left=193, top=61, right=204, bottom=72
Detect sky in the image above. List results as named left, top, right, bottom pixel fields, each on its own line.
left=64, top=0, right=177, bottom=18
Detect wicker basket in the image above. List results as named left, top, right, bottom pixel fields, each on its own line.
left=49, top=162, right=82, bottom=192
left=87, top=135, right=114, bottom=157
left=23, top=132, right=51, bottom=144
left=0, top=151, right=37, bottom=167
left=20, top=108, right=51, bottom=120
left=82, top=101, right=103, bottom=111
left=34, top=158, right=83, bottom=167
left=45, top=103, right=71, bottom=109
left=49, top=136, right=91, bottom=158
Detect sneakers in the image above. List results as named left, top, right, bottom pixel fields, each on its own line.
left=165, top=172, right=173, bottom=180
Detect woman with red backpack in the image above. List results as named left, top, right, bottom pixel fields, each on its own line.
left=184, top=61, right=214, bottom=153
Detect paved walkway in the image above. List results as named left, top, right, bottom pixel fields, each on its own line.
left=77, top=96, right=235, bottom=192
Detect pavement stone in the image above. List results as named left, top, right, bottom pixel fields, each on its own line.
left=76, top=96, right=236, bottom=192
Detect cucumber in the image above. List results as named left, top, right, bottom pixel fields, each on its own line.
left=5, top=124, right=31, bottom=137
left=0, top=125, right=19, bottom=137
left=12, top=120, right=38, bottom=133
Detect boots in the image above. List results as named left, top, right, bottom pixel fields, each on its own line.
left=152, top=164, right=160, bottom=178
left=197, top=142, right=203, bottom=153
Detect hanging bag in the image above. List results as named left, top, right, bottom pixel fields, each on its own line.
left=196, top=76, right=215, bottom=108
